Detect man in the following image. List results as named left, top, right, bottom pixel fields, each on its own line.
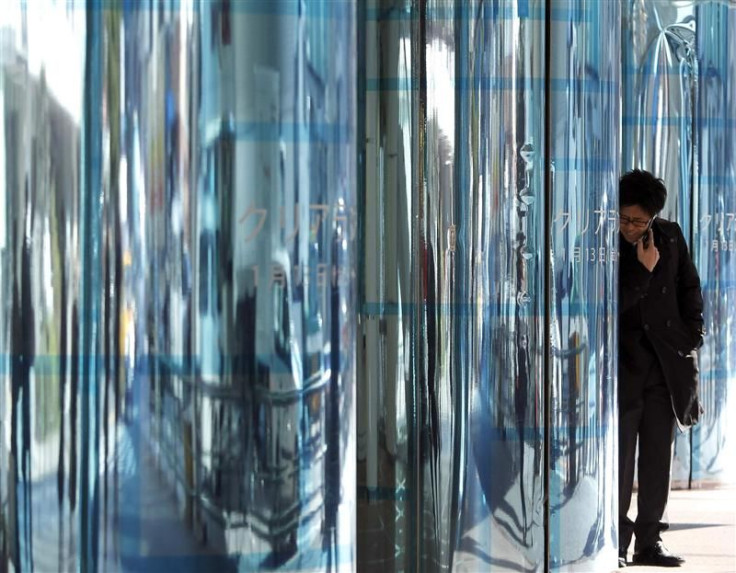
left=618, top=169, right=704, bottom=568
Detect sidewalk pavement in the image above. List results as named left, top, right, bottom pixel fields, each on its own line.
left=614, top=486, right=736, bottom=573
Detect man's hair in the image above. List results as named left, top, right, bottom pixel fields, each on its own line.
left=619, top=169, right=667, bottom=216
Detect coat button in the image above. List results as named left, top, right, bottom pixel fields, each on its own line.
left=644, top=323, right=650, bottom=331
left=666, top=319, right=672, bottom=327
left=661, top=286, right=668, bottom=294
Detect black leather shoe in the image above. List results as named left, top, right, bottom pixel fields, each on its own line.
left=632, top=541, right=684, bottom=567
left=619, top=548, right=627, bottom=568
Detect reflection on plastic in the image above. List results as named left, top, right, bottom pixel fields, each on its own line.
left=0, top=1, right=356, bottom=571
left=690, top=2, right=736, bottom=486
left=622, top=0, right=736, bottom=488
left=622, top=0, right=697, bottom=231
left=0, top=4, right=86, bottom=571
left=358, top=1, right=545, bottom=571
left=455, top=2, right=546, bottom=572
left=547, top=1, right=620, bottom=570
left=356, top=3, right=414, bottom=571
left=622, top=0, right=700, bottom=488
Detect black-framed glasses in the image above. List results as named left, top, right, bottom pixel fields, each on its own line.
left=619, top=214, right=655, bottom=229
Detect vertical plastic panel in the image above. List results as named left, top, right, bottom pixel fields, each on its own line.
left=622, top=0, right=697, bottom=230
left=357, top=2, right=416, bottom=571
left=357, top=2, right=463, bottom=570
left=691, top=2, right=736, bottom=486
left=415, top=3, right=461, bottom=570
left=621, top=1, right=699, bottom=486
left=0, top=2, right=87, bottom=571
left=106, top=3, right=214, bottom=571
left=453, top=2, right=546, bottom=572
left=547, top=2, right=620, bottom=570
left=358, top=2, right=548, bottom=571
left=3, top=1, right=357, bottom=571
left=80, top=4, right=105, bottom=571
left=188, top=1, right=357, bottom=569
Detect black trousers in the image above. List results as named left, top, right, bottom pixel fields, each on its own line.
left=619, top=361, right=675, bottom=553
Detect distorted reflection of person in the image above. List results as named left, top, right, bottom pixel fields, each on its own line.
left=10, top=181, right=36, bottom=569
left=617, top=170, right=704, bottom=568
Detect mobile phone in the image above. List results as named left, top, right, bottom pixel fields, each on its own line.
left=641, top=217, right=655, bottom=248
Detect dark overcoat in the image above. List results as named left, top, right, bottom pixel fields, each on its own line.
left=619, top=217, right=704, bottom=429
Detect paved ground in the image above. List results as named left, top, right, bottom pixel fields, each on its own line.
left=613, top=487, right=736, bottom=573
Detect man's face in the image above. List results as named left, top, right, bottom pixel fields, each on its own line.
left=619, top=204, right=653, bottom=245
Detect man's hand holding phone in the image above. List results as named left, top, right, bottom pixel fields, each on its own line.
left=637, top=228, right=659, bottom=272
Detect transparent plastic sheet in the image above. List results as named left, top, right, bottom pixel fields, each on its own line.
left=357, top=2, right=462, bottom=570
left=414, top=3, right=461, bottom=570
left=621, top=0, right=736, bottom=490
left=1, top=1, right=357, bottom=571
left=621, top=0, right=699, bottom=487
left=357, top=2, right=619, bottom=572
left=547, top=1, right=620, bottom=570
left=622, top=0, right=697, bottom=231
left=690, top=1, right=736, bottom=486
left=454, top=2, right=546, bottom=572
left=0, top=2, right=87, bottom=570
left=356, top=3, right=415, bottom=570
left=5, top=1, right=735, bottom=572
